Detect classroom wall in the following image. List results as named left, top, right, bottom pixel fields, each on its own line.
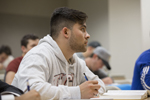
left=0, top=0, right=67, bottom=57
left=108, top=0, right=142, bottom=79
left=141, top=0, right=150, bottom=51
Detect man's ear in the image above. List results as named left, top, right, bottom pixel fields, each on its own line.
left=21, top=46, right=27, bottom=53
left=62, top=27, right=70, bottom=39
left=93, top=54, right=98, bottom=59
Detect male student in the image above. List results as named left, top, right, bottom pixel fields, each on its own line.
left=12, top=7, right=106, bottom=100
left=0, top=80, right=41, bottom=100
left=131, top=49, right=150, bottom=90
left=0, top=45, right=14, bottom=70
left=5, top=34, right=39, bottom=84
left=85, top=46, right=113, bottom=85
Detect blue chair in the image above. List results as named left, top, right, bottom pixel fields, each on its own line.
left=108, top=84, right=131, bottom=90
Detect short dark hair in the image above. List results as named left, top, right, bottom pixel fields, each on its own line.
left=50, top=7, right=88, bottom=39
left=0, top=45, right=12, bottom=55
left=21, top=34, right=39, bottom=47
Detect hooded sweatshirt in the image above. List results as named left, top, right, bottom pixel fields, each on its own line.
left=12, top=35, right=106, bottom=100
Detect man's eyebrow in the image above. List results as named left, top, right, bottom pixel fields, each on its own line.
left=81, top=25, right=87, bottom=28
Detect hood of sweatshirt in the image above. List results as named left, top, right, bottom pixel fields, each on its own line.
left=39, top=34, right=70, bottom=64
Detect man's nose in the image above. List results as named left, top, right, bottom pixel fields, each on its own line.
left=85, top=32, right=90, bottom=39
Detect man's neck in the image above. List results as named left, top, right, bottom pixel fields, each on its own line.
left=55, top=39, right=74, bottom=62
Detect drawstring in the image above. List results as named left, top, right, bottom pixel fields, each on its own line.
left=74, top=64, right=76, bottom=86
left=65, top=62, right=69, bottom=86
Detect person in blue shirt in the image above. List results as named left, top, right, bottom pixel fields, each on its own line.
left=131, top=49, right=150, bottom=90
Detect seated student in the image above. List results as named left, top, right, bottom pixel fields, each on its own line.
left=0, top=45, right=14, bottom=70
left=85, top=46, right=113, bottom=85
left=12, top=7, right=106, bottom=100
left=76, top=41, right=113, bottom=85
left=5, top=34, right=39, bottom=84
left=131, top=49, right=150, bottom=90
left=0, top=80, right=41, bottom=100
left=76, top=41, right=101, bottom=59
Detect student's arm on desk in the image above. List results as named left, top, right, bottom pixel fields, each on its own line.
left=102, top=77, right=113, bottom=85
left=6, top=71, right=16, bottom=85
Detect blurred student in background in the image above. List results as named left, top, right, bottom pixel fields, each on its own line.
left=85, top=46, right=113, bottom=85
left=0, top=45, right=14, bottom=70
left=131, top=49, right=150, bottom=90
left=76, top=41, right=113, bottom=85
left=5, top=34, right=39, bottom=84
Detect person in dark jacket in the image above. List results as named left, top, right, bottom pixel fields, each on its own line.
left=0, top=80, right=41, bottom=100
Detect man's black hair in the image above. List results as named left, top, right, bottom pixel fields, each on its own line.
left=21, top=34, right=39, bottom=47
left=50, top=7, right=88, bottom=40
left=0, top=45, right=12, bottom=55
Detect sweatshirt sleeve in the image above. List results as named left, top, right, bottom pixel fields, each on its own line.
left=12, top=54, right=81, bottom=100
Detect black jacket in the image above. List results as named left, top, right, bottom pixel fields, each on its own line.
left=0, top=80, right=24, bottom=100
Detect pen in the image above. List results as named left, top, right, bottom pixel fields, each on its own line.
left=27, top=79, right=30, bottom=91
left=83, top=73, right=88, bottom=81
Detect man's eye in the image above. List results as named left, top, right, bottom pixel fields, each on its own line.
left=81, top=28, right=85, bottom=32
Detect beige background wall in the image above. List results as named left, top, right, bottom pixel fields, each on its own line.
left=0, top=0, right=150, bottom=79
left=0, top=0, right=67, bottom=57
left=141, top=0, right=150, bottom=51
left=108, top=0, right=142, bottom=79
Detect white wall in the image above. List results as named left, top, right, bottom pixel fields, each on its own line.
left=0, top=0, right=67, bottom=17
left=141, top=0, right=150, bottom=51
left=0, top=0, right=67, bottom=57
left=68, top=0, right=109, bottom=49
left=108, top=0, right=142, bottom=79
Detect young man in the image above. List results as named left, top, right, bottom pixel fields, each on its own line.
left=0, top=80, right=41, bottom=100
left=0, top=45, right=14, bottom=70
left=5, top=34, right=39, bottom=84
left=85, top=46, right=113, bottom=85
left=131, top=49, right=150, bottom=90
left=12, top=7, right=106, bottom=100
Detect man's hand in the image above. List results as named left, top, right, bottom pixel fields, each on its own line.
left=102, top=77, right=113, bottom=85
left=15, top=90, right=41, bottom=100
left=0, top=63, right=4, bottom=70
left=79, top=80, right=101, bottom=99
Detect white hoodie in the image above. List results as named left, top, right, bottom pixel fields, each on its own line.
left=12, top=35, right=106, bottom=100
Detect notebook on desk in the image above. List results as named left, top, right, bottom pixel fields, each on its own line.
left=91, top=90, right=150, bottom=100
